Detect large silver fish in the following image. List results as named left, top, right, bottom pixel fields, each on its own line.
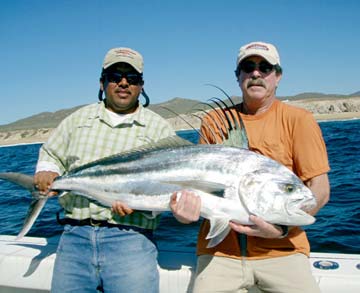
left=0, top=135, right=316, bottom=247
left=0, top=92, right=317, bottom=247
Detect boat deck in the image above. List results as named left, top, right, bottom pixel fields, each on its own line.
left=0, top=235, right=359, bottom=292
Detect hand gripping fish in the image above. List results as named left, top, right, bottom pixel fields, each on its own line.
left=0, top=95, right=317, bottom=248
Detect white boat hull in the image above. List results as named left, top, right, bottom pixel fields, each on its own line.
left=0, top=235, right=359, bottom=293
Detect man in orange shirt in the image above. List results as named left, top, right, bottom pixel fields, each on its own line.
left=171, top=41, right=330, bottom=292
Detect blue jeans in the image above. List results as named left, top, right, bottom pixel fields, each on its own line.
left=51, top=225, right=159, bottom=292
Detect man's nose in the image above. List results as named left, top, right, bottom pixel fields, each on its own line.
left=117, top=77, right=129, bottom=86
left=250, top=69, right=261, bottom=78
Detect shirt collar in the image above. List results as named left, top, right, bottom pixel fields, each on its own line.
left=96, top=101, right=146, bottom=127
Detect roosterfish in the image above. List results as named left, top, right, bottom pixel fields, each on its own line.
left=0, top=94, right=317, bottom=248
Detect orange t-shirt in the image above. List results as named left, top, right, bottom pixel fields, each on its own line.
left=197, top=99, right=330, bottom=260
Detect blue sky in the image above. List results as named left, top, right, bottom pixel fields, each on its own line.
left=1, top=0, right=359, bottom=125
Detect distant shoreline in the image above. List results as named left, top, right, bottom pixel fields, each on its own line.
left=0, top=112, right=359, bottom=147
left=1, top=96, right=359, bottom=146
left=313, top=112, right=360, bottom=122
left=0, top=141, right=43, bottom=148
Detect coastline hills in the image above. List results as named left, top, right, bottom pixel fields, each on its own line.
left=0, top=92, right=359, bottom=146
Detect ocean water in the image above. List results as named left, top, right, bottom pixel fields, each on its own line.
left=0, top=119, right=359, bottom=254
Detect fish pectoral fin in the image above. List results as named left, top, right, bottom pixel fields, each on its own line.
left=16, top=197, right=48, bottom=240
left=205, top=215, right=231, bottom=248
left=206, top=215, right=230, bottom=239
left=206, top=227, right=231, bottom=248
left=162, top=180, right=226, bottom=197
left=206, top=220, right=231, bottom=248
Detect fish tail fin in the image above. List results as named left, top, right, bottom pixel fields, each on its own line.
left=0, top=172, right=35, bottom=191
left=0, top=172, right=46, bottom=239
left=16, top=197, right=48, bottom=240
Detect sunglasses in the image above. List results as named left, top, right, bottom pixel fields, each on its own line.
left=104, top=72, right=143, bottom=85
left=239, top=60, right=275, bottom=74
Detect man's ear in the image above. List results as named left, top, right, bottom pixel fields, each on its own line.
left=276, top=73, right=282, bottom=85
left=99, top=79, right=105, bottom=91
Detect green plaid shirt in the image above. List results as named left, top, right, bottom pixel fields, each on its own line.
left=38, top=101, right=175, bottom=229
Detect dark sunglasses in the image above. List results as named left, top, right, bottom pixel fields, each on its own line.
left=104, top=72, right=143, bottom=85
left=239, top=60, right=275, bottom=74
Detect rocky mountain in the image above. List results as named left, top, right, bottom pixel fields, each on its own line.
left=0, top=98, right=202, bottom=132
left=350, top=90, right=360, bottom=97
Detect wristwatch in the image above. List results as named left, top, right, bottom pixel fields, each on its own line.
left=277, top=225, right=289, bottom=238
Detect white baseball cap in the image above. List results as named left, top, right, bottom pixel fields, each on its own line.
left=236, top=41, right=281, bottom=67
left=102, top=47, right=143, bottom=73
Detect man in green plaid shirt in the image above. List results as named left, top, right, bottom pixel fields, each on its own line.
left=34, top=47, right=175, bottom=292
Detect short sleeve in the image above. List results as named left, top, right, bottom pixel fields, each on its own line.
left=292, top=113, right=330, bottom=181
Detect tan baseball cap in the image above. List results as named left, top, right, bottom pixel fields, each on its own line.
left=102, top=47, right=143, bottom=73
left=236, top=41, right=281, bottom=66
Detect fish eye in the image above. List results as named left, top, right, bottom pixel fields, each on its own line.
left=284, top=184, right=295, bottom=193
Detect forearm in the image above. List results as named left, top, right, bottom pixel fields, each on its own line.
left=36, top=116, right=72, bottom=175
left=36, top=161, right=62, bottom=174
left=305, top=173, right=330, bottom=215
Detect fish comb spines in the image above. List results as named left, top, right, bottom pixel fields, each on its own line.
left=199, top=85, right=249, bottom=149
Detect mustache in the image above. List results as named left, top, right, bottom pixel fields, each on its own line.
left=115, top=87, right=131, bottom=93
left=247, top=79, right=266, bottom=88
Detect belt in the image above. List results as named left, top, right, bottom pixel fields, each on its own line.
left=56, top=213, right=152, bottom=232
left=56, top=213, right=155, bottom=243
left=57, top=216, right=121, bottom=228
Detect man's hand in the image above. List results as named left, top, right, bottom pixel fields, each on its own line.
left=34, top=171, right=59, bottom=196
left=112, top=201, right=134, bottom=216
left=170, top=190, right=201, bottom=224
left=229, top=215, right=286, bottom=239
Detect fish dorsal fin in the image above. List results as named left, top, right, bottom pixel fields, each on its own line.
left=199, top=85, right=249, bottom=149
left=157, top=85, right=249, bottom=149
left=145, top=135, right=194, bottom=149
left=68, top=135, right=193, bottom=174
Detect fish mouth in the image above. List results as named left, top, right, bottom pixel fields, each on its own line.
left=300, top=200, right=317, bottom=212
left=293, top=210, right=316, bottom=226
left=282, top=199, right=316, bottom=226
left=289, top=198, right=316, bottom=213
